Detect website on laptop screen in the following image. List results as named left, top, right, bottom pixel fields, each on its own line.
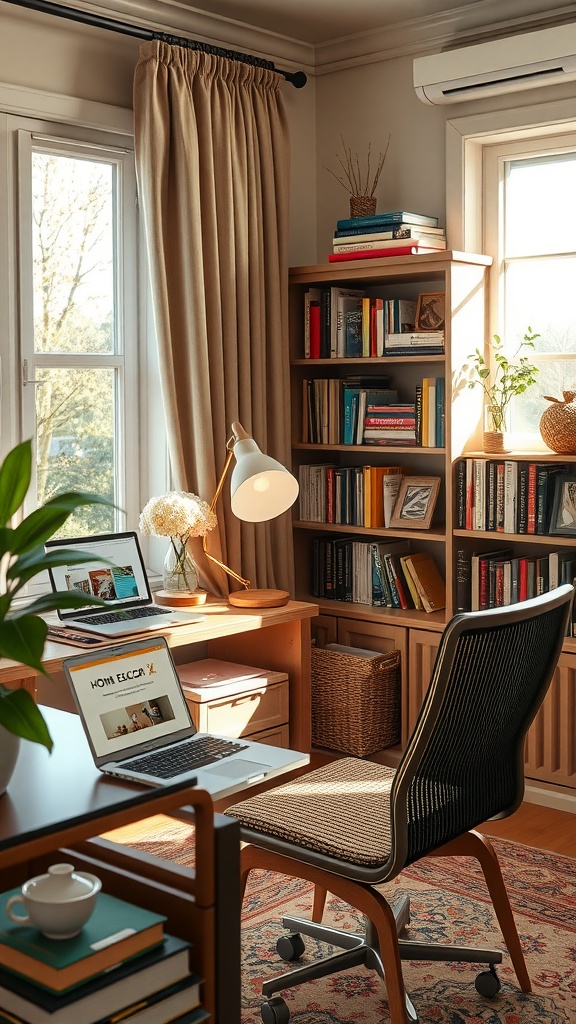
left=46, top=533, right=151, bottom=615
left=65, top=639, right=193, bottom=759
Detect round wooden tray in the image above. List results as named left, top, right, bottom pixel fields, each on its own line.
left=154, top=589, right=208, bottom=607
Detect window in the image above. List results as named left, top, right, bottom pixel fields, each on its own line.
left=447, top=98, right=576, bottom=449
left=484, top=135, right=576, bottom=442
left=0, top=112, right=141, bottom=537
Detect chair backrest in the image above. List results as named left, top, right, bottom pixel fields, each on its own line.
left=389, top=585, right=573, bottom=874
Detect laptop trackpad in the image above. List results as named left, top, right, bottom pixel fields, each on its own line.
left=203, top=759, right=271, bottom=778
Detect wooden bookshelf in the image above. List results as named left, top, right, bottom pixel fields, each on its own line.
left=289, top=252, right=576, bottom=800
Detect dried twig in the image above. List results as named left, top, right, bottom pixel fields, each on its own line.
left=324, top=134, right=391, bottom=196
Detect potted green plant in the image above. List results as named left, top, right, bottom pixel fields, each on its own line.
left=0, top=439, right=111, bottom=787
left=467, top=328, right=540, bottom=453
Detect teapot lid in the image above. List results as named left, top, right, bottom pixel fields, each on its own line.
left=23, top=864, right=99, bottom=902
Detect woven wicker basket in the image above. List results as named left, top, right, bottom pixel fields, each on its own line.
left=311, top=646, right=401, bottom=757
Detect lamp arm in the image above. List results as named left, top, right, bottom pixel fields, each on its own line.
left=203, top=441, right=251, bottom=590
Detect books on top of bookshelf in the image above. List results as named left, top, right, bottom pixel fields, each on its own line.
left=333, top=224, right=446, bottom=241
left=328, top=245, right=445, bottom=263
left=333, top=235, right=446, bottom=254
left=335, top=211, right=440, bottom=231
left=0, top=931, right=198, bottom=1024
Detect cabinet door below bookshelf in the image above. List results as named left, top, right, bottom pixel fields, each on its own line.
left=407, top=628, right=441, bottom=745
left=524, top=651, right=576, bottom=792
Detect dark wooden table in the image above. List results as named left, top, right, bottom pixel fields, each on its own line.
left=0, top=706, right=240, bottom=1022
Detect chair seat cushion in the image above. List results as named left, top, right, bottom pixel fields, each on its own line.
left=225, top=758, right=396, bottom=866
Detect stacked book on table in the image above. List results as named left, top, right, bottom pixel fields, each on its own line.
left=0, top=886, right=206, bottom=1024
left=328, top=210, right=446, bottom=263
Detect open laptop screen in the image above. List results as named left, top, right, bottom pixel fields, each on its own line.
left=63, top=636, right=195, bottom=763
left=46, top=532, right=153, bottom=619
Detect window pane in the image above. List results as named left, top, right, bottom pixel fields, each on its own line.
left=513, top=361, right=576, bottom=433
left=31, top=152, right=115, bottom=354
left=505, top=153, right=576, bottom=257
left=36, top=367, right=116, bottom=535
left=504, top=257, right=576, bottom=354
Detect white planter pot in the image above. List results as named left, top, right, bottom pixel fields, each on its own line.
left=0, top=726, right=21, bottom=796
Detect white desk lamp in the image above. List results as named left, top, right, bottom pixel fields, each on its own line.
left=203, top=422, right=299, bottom=608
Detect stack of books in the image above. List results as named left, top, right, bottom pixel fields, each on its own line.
left=298, top=463, right=404, bottom=528
left=328, top=210, right=447, bottom=263
left=0, top=887, right=206, bottom=1024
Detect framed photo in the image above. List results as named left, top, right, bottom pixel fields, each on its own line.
left=548, top=474, right=576, bottom=535
left=415, top=292, right=445, bottom=332
left=390, top=476, right=441, bottom=530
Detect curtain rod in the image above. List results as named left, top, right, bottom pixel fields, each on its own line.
left=4, top=0, right=308, bottom=87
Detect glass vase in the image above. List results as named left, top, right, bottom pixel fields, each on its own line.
left=163, top=537, right=198, bottom=593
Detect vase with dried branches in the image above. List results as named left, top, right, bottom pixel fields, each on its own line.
left=325, top=135, right=391, bottom=218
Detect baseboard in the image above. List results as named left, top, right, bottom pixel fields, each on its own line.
left=524, top=782, right=576, bottom=814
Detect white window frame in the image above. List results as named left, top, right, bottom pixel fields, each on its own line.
left=446, top=95, right=576, bottom=450
left=0, top=82, right=171, bottom=577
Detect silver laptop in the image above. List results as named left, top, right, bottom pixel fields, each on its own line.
left=62, top=635, right=309, bottom=800
left=45, top=531, right=205, bottom=637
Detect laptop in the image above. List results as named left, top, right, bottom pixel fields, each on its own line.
left=45, top=531, right=206, bottom=637
left=62, top=635, right=309, bottom=800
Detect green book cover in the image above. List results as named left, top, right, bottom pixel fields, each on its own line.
left=0, top=888, right=166, bottom=968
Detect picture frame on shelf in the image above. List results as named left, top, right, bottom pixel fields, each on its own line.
left=548, top=474, right=576, bottom=535
left=390, top=476, right=441, bottom=530
left=415, top=292, right=445, bottom=332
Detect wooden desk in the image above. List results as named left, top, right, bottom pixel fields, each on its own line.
left=2, top=599, right=319, bottom=752
left=0, top=705, right=240, bottom=1022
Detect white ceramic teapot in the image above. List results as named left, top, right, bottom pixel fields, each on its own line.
left=6, top=863, right=101, bottom=939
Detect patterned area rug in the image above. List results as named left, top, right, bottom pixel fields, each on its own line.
left=121, top=817, right=576, bottom=1023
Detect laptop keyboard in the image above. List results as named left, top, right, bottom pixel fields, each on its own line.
left=121, top=735, right=250, bottom=778
left=75, top=606, right=169, bottom=625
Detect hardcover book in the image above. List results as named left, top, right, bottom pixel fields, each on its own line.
left=0, top=889, right=166, bottom=993
left=335, top=211, right=440, bottom=231
left=0, top=934, right=193, bottom=1020
left=328, top=245, right=444, bottom=263
left=402, top=552, right=446, bottom=612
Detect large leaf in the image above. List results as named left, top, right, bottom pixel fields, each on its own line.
left=11, top=592, right=107, bottom=617
left=0, top=685, right=53, bottom=750
left=7, top=546, right=111, bottom=591
left=0, top=441, right=32, bottom=527
left=0, top=615, right=49, bottom=674
left=10, top=493, right=114, bottom=555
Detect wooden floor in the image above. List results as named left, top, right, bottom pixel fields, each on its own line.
left=479, top=801, right=576, bottom=857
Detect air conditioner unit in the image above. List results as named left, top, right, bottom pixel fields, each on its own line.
left=413, top=23, right=576, bottom=105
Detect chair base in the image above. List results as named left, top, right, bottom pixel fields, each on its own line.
left=262, top=893, right=503, bottom=1024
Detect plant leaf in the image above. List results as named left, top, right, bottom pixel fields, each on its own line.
left=0, top=615, right=49, bottom=674
left=0, top=685, right=53, bottom=751
left=11, top=592, right=107, bottom=617
left=0, top=441, right=32, bottom=527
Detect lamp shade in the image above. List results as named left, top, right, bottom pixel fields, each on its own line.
left=230, top=435, right=299, bottom=523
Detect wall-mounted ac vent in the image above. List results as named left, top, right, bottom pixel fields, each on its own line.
left=413, top=22, right=576, bottom=105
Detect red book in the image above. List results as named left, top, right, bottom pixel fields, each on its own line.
left=308, top=301, right=321, bottom=359
left=519, top=557, right=529, bottom=601
left=328, top=246, right=443, bottom=263
left=527, top=463, right=537, bottom=534
left=364, top=417, right=416, bottom=427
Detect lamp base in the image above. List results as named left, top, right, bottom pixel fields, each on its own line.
left=228, top=588, right=289, bottom=609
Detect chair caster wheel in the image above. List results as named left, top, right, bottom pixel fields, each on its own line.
left=276, top=932, right=305, bottom=961
left=475, top=966, right=501, bottom=998
left=261, top=996, right=290, bottom=1024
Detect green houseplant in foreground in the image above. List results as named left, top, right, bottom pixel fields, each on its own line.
left=0, top=440, right=112, bottom=752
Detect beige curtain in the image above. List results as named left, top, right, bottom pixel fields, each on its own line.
left=133, top=40, right=294, bottom=597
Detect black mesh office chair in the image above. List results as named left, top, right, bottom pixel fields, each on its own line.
left=225, top=585, right=574, bottom=1024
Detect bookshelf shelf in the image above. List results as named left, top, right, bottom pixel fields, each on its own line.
left=294, top=520, right=446, bottom=542
left=453, top=529, right=576, bottom=547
